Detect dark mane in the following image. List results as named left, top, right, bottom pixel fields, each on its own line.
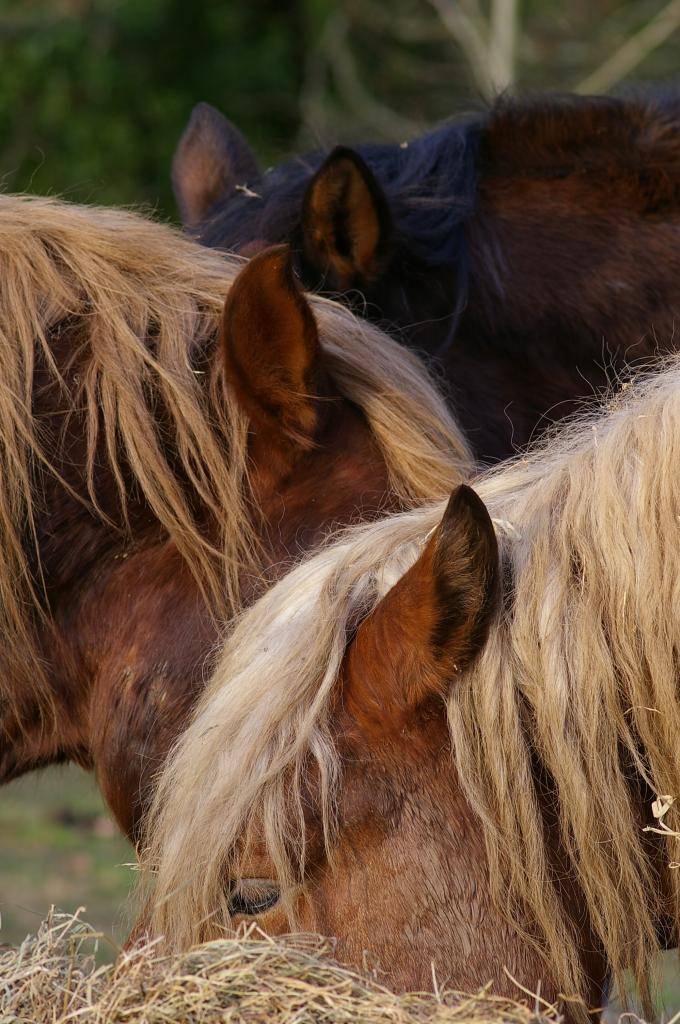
left=200, top=85, right=680, bottom=253
left=197, top=118, right=479, bottom=339
left=199, top=118, right=477, bottom=257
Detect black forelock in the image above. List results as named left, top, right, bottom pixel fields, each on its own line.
left=195, top=114, right=481, bottom=351
left=195, top=83, right=680, bottom=263
left=196, top=115, right=481, bottom=265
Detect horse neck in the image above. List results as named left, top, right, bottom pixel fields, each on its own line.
left=0, top=433, right=155, bottom=788
left=0, top=621, right=92, bottom=783
left=446, top=97, right=680, bottom=460
left=0, top=325, right=200, bottom=788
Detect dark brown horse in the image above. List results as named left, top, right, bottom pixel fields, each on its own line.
left=0, top=194, right=468, bottom=844
left=172, top=89, right=680, bottom=462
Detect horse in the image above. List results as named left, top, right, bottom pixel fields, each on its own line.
left=0, top=193, right=472, bottom=845
left=171, top=89, right=680, bottom=462
left=142, top=358, right=680, bottom=1019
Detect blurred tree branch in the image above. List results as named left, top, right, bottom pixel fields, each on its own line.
left=426, top=0, right=495, bottom=95
left=576, top=0, right=680, bottom=94
left=426, top=0, right=519, bottom=96
left=299, top=8, right=424, bottom=144
left=298, top=0, right=680, bottom=149
left=489, top=0, right=518, bottom=92
left=325, top=13, right=423, bottom=136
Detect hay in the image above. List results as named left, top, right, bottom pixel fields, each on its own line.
left=0, top=911, right=564, bottom=1024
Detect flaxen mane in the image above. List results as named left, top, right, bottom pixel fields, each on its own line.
left=0, top=193, right=471, bottom=728
left=143, top=359, right=680, bottom=1008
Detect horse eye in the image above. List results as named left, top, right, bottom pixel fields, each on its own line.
left=229, top=879, right=280, bottom=916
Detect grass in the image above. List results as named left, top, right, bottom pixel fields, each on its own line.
left=0, top=765, right=135, bottom=956
left=0, top=766, right=678, bottom=1016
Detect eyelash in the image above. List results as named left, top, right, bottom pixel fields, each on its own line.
left=228, top=884, right=280, bottom=916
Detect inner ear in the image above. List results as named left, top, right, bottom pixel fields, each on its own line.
left=302, top=146, right=393, bottom=291
left=172, top=103, right=260, bottom=228
left=343, top=485, right=500, bottom=735
left=221, top=244, right=329, bottom=452
left=429, top=485, right=500, bottom=672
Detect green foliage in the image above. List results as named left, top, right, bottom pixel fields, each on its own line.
left=0, top=0, right=315, bottom=217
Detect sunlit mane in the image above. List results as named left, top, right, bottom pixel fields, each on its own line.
left=143, top=358, right=680, bottom=1009
left=0, top=193, right=471, bottom=726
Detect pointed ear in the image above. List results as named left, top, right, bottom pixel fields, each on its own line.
left=344, top=485, right=499, bottom=735
left=221, top=244, right=328, bottom=449
left=172, top=103, right=260, bottom=227
left=302, top=146, right=393, bottom=290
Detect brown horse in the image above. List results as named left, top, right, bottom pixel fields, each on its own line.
left=172, top=89, right=680, bottom=462
left=0, top=194, right=470, bottom=844
left=143, top=360, right=680, bottom=1019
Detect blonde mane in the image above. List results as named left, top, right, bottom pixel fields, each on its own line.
left=143, top=358, right=680, bottom=1011
left=0, top=193, right=471, bottom=726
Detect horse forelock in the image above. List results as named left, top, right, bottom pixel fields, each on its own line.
left=199, top=117, right=478, bottom=332
left=0, top=193, right=470, bottom=733
left=144, top=355, right=680, bottom=1012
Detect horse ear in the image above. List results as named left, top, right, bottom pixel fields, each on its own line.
left=172, top=103, right=260, bottom=227
left=222, top=244, right=328, bottom=450
left=301, top=146, right=393, bottom=290
left=344, top=485, right=499, bottom=735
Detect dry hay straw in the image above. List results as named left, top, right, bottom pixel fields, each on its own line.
left=0, top=911, right=565, bottom=1024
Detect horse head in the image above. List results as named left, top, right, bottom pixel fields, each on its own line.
left=172, top=92, right=680, bottom=462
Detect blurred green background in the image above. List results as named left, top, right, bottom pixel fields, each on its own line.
left=1, top=767, right=134, bottom=954
left=1, top=0, right=679, bottom=218
left=1, top=0, right=680, bottom=1012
